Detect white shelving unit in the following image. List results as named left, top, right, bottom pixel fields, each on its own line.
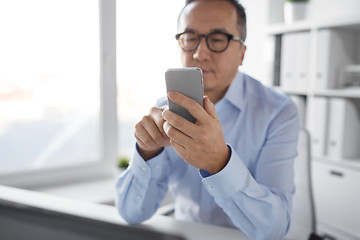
left=268, top=15, right=360, bottom=240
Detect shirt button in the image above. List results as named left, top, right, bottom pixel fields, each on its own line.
left=141, top=166, right=147, bottom=171
left=154, top=164, right=159, bottom=169
left=136, top=195, right=142, bottom=200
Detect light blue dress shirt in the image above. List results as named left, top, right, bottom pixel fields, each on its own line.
left=116, top=72, right=300, bottom=240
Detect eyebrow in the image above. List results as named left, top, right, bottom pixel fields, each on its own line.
left=182, top=27, right=230, bottom=34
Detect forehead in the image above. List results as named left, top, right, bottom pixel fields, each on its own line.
left=179, top=1, right=238, bottom=34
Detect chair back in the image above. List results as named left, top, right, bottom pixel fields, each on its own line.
left=285, top=129, right=316, bottom=239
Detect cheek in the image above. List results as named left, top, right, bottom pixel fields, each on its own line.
left=180, top=52, right=191, bottom=67
left=215, top=53, right=240, bottom=79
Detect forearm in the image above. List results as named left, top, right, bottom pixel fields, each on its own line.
left=115, top=149, right=170, bottom=223
left=201, top=146, right=293, bottom=240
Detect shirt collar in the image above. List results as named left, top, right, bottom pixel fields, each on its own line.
left=221, top=71, right=245, bottom=111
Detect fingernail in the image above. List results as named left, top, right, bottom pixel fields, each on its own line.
left=163, top=121, right=170, bottom=132
left=204, top=95, right=210, bottom=103
left=168, top=91, right=176, bottom=99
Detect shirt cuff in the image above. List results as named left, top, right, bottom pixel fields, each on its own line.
left=131, top=144, right=168, bottom=180
left=201, top=144, right=249, bottom=198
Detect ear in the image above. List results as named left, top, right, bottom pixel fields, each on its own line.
left=238, top=44, right=246, bottom=66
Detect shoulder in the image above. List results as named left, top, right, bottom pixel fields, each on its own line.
left=242, top=73, right=299, bottom=139
left=242, top=73, right=296, bottom=116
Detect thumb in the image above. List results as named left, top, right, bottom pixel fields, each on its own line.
left=203, top=96, right=218, bottom=119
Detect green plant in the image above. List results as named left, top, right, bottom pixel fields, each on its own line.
left=117, top=156, right=130, bottom=169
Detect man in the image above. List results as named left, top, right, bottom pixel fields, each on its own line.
left=116, top=1, right=299, bottom=239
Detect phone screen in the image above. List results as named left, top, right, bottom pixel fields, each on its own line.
left=165, top=68, right=204, bottom=123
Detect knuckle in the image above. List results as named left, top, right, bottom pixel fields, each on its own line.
left=153, top=132, right=164, bottom=144
left=174, top=115, right=184, bottom=126
left=143, top=137, right=154, bottom=147
left=135, top=122, right=143, bottom=133
left=188, top=102, right=197, bottom=112
left=177, top=93, right=185, bottom=103
left=199, top=133, right=209, bottom=143
left=149, top=106, right=158, bottom=114
left=141, top=115, right=149, bottom=123
left=193, top=144, right=202, bottom=152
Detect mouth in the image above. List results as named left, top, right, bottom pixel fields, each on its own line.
left=198, top=68, right=214, bottom=75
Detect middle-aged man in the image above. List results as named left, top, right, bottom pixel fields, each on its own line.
left=116, top=0, right=300, bottom=239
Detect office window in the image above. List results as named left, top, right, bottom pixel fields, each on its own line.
left=0, top=0, right=101, bottom=174
left=117, top=1, right=184, bottom=158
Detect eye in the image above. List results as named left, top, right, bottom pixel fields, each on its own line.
left=209, top=33, right=227, bottom=43
left=186, top=37, right=197, bottom=42
left=182, top=33, right=197, bottom=43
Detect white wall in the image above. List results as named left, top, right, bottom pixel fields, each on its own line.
left=307, top=0, right=360, bottom=22
left=240, top=0, right=274, bottom=86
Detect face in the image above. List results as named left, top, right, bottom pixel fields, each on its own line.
left=178, top=0, right=246, bottom=103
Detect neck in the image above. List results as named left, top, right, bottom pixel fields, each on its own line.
left=206, top=87, right=228, bottom=104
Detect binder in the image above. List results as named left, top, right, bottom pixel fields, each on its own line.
left=315, top=29, right=356, bottom=90
left=327, top=98, right=360, bottom=159
left=280, top=32, right=310, bottom=91
left=280, top=33, right=295, bottom=89
left=307, top=96, right=328, bottom=157
left=295, top=32, right=310, bottom=92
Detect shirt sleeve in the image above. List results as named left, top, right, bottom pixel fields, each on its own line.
left=201, top=98, right=300, bottom=240
left=115, top=146, right=170, bottom=224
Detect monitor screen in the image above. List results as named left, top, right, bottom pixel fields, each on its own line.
left=0, top=199, right=185, bottom=240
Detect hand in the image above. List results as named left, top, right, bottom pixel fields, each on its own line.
left=162, top=92, right=230, bottom=174
left=135, top=106, right=171, bottom=160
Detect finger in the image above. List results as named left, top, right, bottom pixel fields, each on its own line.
left=167, top=91, right=210, bottom=124
left=134, top=122, right=158, bottom=150
left=139, top=116, right=168, bottom=146
left=203, top=96, right=218, bottom=119
left=162, top=109, right=196, bottom=138
left=163, top=121, right=194, bottom=147
left=150, top=107, right=167, bottom=138
left=169, top=139, right=189, bottom=161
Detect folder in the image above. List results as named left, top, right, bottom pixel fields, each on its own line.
left=327, top=98, right=360, bottom=159
left=307, top=96, right=328, bottom=157
left=315, top=29, right=356, bottom=90
left=294, top=31, right=310, bottom=92
left=280, top=33, right=295, bottom=89
left=281, top=32, right=310, bottom=91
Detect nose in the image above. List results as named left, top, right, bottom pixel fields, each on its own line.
left=193, top=37, right=211, bottom=61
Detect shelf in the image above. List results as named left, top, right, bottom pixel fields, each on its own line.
left=313, top=156, right=360, bottom=171
left=273, top=87, right=308, bottom=96
left=267, top=21, right=312, bottom=35
left=313, top=88, right=360, bottom=99
left=274, top=87, right=360, bottom=98
left=267, top=15, right=360, bottom=35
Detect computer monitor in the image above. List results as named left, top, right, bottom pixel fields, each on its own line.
left=0, top=199, right=185, bottom=240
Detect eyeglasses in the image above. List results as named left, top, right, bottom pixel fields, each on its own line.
left=175, top=31, right=244, bottom=53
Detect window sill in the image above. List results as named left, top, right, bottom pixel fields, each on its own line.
left=33, top=173, right=120, bottom=205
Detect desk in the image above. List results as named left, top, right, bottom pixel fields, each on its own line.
left=0, top=185, right=248, bottom=240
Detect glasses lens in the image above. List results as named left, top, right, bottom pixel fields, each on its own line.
left=207, top=33, right=228, bottom=52
left=178, top=32, right=198, bottom=51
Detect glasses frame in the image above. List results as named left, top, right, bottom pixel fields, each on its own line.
left=175, top=31, right=244, bottom=53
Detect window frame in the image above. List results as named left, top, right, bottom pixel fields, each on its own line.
left=0, top=0, right=118, bottom=189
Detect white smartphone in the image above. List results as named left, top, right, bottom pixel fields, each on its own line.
left=165, top=68, right=204, bottom=123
